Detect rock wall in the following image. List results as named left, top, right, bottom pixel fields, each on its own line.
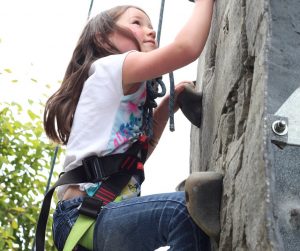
left=190, top=0, right=300, bottom=250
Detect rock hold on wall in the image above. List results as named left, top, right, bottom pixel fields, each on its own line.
left=190, top=0, right=300, bottom=250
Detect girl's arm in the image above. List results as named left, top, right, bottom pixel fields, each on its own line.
left=123, top=0, right=214, bottom=87
left=147, top=81, right=194, bottom=158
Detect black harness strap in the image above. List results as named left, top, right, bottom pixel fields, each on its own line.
left=78, top=173, right=133, bottom=217
left=35, top=137, right=148, bottom=251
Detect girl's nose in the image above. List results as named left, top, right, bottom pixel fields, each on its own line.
left=147, top=28, right=156, bottom=39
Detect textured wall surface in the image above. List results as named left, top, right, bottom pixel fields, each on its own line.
left=190, top=0, right=300, bottom=250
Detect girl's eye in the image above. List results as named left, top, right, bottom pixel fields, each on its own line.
left=132, top=20, right=141, bottom=26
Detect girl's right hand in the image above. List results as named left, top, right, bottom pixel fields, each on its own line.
left=173, top=81, right=196, bottom=113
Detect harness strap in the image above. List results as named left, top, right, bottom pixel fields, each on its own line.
left=36, top=156, right=134, bottom=251
left=35, top=137, right=148, bottom=251
left=63, top=173, right=133, bottom=251
left=78, top=217, right=95, bottom=250
left=63, top=215, right=95, bottom=251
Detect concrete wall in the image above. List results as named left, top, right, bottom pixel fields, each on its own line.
left=190, top=0, right=300, bottom=250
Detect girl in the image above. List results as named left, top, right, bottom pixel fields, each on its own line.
left=43, top=1, right=214, bottom=250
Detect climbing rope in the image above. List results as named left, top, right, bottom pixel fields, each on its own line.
left=157, top=0, right=165, bottom=46
left=156, top=0, right=176, bottom=132
left=143, top=0, right=176, bottom=134
left=44, top=146, right=59, bottom=194
left=144, top=77, right=167, bottom=137
left=87, top=0, right=94, bottom=20
left=31, top=145, right=59, bottom=251
left=168, top=72, right=175, bottom=131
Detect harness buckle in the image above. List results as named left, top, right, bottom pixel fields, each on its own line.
left=82, top=155, right=107, bottom=182
left=79, top=196, right=103, bottom=218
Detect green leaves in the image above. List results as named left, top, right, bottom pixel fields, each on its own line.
left=4, top=68, right=12, bottom=73
left=27, top=109, right=40, bottom=121
left=0, top=101, right=62, bottom=251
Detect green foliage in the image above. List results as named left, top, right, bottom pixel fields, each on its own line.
left=0, top=101, right=62, bottom=251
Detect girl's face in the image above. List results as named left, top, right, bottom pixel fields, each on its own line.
left=110, top=7, right=157, bottom=53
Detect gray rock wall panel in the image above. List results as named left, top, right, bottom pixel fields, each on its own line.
left=190, top=0, right=300, bottom=250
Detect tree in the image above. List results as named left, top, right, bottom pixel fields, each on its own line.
left=0, top=100, right=62, bottom=251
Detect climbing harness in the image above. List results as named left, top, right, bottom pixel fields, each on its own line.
left=35, top=135, right=148, bottom=251
left=63, top=135, right=147, bottom=251
left=63, top=136, right=148, bottom=251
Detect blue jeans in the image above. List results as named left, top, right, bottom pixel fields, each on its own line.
left=53, top=192, right=210, bottom=251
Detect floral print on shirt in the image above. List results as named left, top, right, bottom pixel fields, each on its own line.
left=107, top=87, right=146, bottom=152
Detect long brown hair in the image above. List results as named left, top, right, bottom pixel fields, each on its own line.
left=44, top=5, right=146, bottom=145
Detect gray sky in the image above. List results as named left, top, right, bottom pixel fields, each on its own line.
left=0, top=0, right=198, bottom=197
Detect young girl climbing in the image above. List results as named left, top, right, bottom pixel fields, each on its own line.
left=39, top=1, right=215, bottom=250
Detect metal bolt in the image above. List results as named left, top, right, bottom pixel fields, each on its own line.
left=272, top=120, right=288, bottom=136
left=275, top=120, right=287, bottom=133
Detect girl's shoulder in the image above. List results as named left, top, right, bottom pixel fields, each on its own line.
left=93, top=51, right=136, bottom=67
left=89, top=51, right=136, bottom=76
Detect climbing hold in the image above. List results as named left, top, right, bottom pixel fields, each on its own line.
left=177, top=84, right=202, bottom=128
left=185, top=172, right=223, bottom=239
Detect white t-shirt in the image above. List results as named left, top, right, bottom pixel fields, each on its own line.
left=57, top=51, right=147, bottom=200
